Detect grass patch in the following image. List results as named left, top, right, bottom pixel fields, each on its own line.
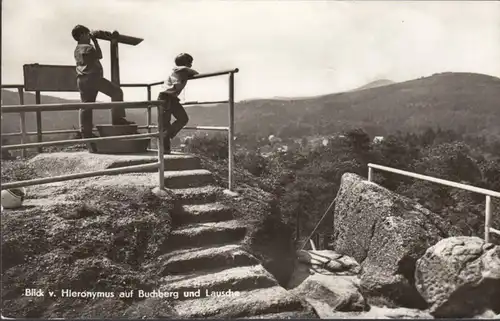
left=1, top=159, right=39, bottom=183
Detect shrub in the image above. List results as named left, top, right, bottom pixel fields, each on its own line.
left=184, top=132, right=228, bottom=160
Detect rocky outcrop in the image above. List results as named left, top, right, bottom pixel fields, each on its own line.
left=415, top=236, right=500, bottom=318
left=291, top=274, right=367, bottom=316
left=2, top=153, right=316, bottom=319
left=324, top=306, right=434, bottom=319
left=331, top=173, right=450, bottom=308
left=288, top=250, right=367, bottom=317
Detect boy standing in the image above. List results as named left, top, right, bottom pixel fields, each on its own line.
left=158, top=53, right=199, bottom=153
left=72, top=25, right=134, bottom=148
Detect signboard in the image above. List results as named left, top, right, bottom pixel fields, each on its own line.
left=23, top=64, right=79, bottom=92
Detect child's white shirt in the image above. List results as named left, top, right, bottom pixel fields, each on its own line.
left=161, top=66, right=199, bottom=97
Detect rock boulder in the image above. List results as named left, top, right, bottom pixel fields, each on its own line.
left=415, top=236, right=500, bottom=318
left=288, top=250, right=367, bottom=316
left=291, top=274, right=367, bottom=316
left=331, top=173, right=451, bottom=308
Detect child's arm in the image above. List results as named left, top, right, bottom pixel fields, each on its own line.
left=90, top=33, right=103, bottom=59
left=178, top=67, right=199, bottom=79
left=187, top=68, right=199, bottom=77
left=80, top=45, right=100, bottom=64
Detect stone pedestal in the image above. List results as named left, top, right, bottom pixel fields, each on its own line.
left=94, top=125, right=150, bottom=154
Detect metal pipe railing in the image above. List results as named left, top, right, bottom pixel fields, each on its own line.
left=1, top=68, right=239, bottom=191
left=3, top=129, right=92, bottom=137
left=1, top=125, right=229, bottom=137
left=2, top=125, right=151, bottom=137
left=2, top=162, right=160, bottom=190
left=228, top=73, right=235, bottom=191
left=1, top=84, right=24, bottom=89
left=367, top=163, right=500, bottom=243
left=149, top=125, right=228, bottom=132
left=147, top=85, right=152, bottom=149
left=18, top=87, right=27, bottom=157
left=183, top=100, right=229, bottom=106
left=367, top=163, right=500, bottom=198
left=190, top=68, right=239, bottom=80
left=1, top=101, right=165, bottom=191
left=1, top=101, right=163, bottom=113
left=1, top=133, right=158, bottom=151
left=157, top=98, right=166, bottom=189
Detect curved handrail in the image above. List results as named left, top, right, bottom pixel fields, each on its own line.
left=368, top=163, right=500, bottom=243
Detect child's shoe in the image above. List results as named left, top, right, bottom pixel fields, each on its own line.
left=163, top=139, right=171, bottom=155
left=113, top=117, right=136, bottom=126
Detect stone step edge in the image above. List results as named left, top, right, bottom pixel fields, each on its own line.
left=158, top=265, right=278, bottom=300
left=173, top=286, right=306, bottom=318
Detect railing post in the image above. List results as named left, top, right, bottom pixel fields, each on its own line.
left=309, top=239, right=317, bottom=251
left=17, top=87, right=27, bottom=158
left=228, top=73, right=235, bottom=191
left=368, top=166, right=373, bottom=182
left=35, top=90, right=42, bottom=153
left=147, top=85, right=152, bottom=149
left=485, top=195, right=492, bottom=243
left=157, top=102, right=165, bottom=190
left=296, top=212, right=300, bottom=243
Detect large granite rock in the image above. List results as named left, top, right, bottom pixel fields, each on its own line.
left=415, top=236, right=500, bottom=318
left=331, top=173, right=450, bottom=308
left=288, top=250, right=367, bottom=316
left=291, top=274, right=367, bottom=317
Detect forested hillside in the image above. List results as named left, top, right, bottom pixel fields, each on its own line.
left=186, top=72, right=500, bottom=140
left=187, top=127, right=500, bottom=247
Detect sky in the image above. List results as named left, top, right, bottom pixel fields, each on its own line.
left=2, top=0, right=500, bottom=103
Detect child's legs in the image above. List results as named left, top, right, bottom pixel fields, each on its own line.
left=96, top=77, right=126, bottom=122
left=168, top=98, right=189, bottom=139
left=79, top=109, right=94, bottom=138
left=158, top=92, right=173, bottom=151
left=163, top=106, right=173, bottom=151
left=77, top=76, right=98, bottom=138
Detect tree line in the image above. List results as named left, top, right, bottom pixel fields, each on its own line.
left=187, top=127, right=500, bottom=246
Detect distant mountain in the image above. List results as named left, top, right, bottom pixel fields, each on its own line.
left=352, top=79, right=395, bottom=91
left=184, top=72, right=500, bottom=140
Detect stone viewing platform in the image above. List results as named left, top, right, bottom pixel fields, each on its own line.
left=27, top=151, right=201, bottom=177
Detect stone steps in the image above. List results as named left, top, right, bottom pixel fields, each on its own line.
left=172, top=286, right=308, bottom=318
left=158, top=265, right=278, bottom=300
left=107, top=154, right=201, bottom=172
left=171, top=186, right=221, bottom=205
left=148, top=244, right=259, bottom=276
left=174, top=202, right=234, bottom=225
left=155, top=160, right=314, bottom=318
left=162, top=220, right=247, bottom=252
left=247, top=311, right=318, bottom=319
left=163, top=169, right=214, bottom=189
left=24, top=151, right=314, bottom=318
left=27, top=152, right=203, bottom=177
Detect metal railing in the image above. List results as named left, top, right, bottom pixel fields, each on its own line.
left=1, top=70, right=237, bottom=155
left=1, top=100, right=166, bottom=190
left=1, top=68, right=239, bottom=191
left=368, top=163, right=500, bottom=243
